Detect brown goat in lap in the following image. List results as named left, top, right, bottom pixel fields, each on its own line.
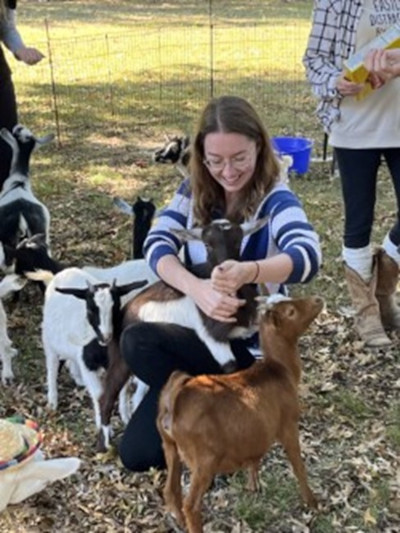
left=157, top=294, right=323, bottom=533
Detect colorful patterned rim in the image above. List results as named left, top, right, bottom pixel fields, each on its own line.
left=0, top=416, right=43, bottom=472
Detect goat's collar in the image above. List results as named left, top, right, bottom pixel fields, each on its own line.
left=256, top=293, right=291, bottom=312
left=211, top=219, right=232, bottom=230
left=266, top=294, right=291, bottom=305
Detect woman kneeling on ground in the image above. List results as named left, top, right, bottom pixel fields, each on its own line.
left=119, top=95, right=322, bottom=471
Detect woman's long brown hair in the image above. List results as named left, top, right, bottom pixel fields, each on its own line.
left=190, top=95, right=280, bottom=225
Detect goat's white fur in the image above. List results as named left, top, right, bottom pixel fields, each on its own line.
left=34, top=268, right=115, bottom=427
left=0, top=274, right=25, bottom=384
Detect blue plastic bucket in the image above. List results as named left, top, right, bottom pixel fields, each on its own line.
left=272, top=137, right=313, bottom=174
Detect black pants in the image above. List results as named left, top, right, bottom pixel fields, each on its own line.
left=0, top=70, right=18, bottom=187
left=335, top=147, right=400, bottom=248
left=118, top=322, right=255, bottom=472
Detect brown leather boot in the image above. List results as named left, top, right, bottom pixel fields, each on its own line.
left=375, top=248, right=400, bottom=329
left=344, top=261, right=391, bottom=347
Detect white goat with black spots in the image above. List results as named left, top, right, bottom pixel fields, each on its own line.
left=152, top=134, right=293, bottom=184
left=28, top=267, right=147, bottom=441
left=153, top=135, right=191, bottom=178
left=0, top=125, right=53, bottom=250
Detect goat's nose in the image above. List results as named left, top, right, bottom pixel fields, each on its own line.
left=104, top=333, right=113, bottom=345
left=99, top=331, right=112, bottom=346
left=221, top=360, right=237, bottom=374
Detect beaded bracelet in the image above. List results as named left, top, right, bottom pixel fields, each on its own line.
left=250, top=261, right=260, bottom=284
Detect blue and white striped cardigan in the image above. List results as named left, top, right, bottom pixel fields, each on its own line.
left=144, top=179, right=322, bottom=296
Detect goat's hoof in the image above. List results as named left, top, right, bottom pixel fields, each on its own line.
left=305, top=492, right=318, bottom=509
left=166, top=510, right=186, bottom=530
left=1, top=376, right=14, bottom=386
left=221, top=361, right=237, bottom=374
left=96, top=432, right=108, bottom=454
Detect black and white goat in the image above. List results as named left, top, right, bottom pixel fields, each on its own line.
left=131, top=217, right=268, bottom=368
left=112, top=196, right=156, bottom=258
left=153, top=134, right=293, bottom=184
left=27, top=267, right=148, bottom=440
left=0, top=273, right=25, bottom=384
left=2, top=233, right=159, bottom=303
left=96, top=217, right=268, bottom=451
left=153, top=135, right=191, bottom=178
left=0, top=125, right=54, bottom=250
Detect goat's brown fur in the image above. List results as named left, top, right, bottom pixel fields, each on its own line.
left=157, top=295, right=323, bottom=533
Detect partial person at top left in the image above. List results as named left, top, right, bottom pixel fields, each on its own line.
left=0, top=0, right=44, bottom=187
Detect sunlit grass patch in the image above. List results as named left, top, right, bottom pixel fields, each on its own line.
left=386, top=403, right=400, bottom=449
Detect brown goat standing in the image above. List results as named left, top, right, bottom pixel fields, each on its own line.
left=156, top=294, right=323, bottom=533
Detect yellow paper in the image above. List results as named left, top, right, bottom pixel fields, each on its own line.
left=344, top=23, right=400, bottom=100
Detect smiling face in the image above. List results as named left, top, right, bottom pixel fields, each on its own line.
left=191, top=96, right=280, bottom=225
left=203, top=132, right=258, bottom=204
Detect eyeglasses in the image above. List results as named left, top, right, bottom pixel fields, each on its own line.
left=203, top=151, right=255, bottom=173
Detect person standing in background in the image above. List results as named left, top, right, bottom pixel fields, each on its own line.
left=0, top=0, right=44, bottom=187
left=303, top=1, right=400, bottom=348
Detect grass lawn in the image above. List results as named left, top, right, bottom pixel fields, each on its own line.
left=0, top=1, right=399, bottom=532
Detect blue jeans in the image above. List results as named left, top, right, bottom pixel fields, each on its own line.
left=334, top=147, right=400, bottom=248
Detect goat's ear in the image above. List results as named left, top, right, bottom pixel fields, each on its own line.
left=35, top=133, right=55, bottom=148
left=0, top=128, right=18, bottom=150
left=170, top=227, right=202, bottom=242
left=241, top=216, right=269, bottom=237
left=55, top=286, right=89, bottom=300
left=115, top=279, right=148, bottom=297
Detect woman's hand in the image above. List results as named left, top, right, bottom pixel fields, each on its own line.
left=365, top=48, right=400, bottom=81
left=15, top=47, right=44, bottom=65
left=210, top=259, right=255, bottom=294
left=190, top=278, right=245, bottom=323
left=336, top=72, right=365, bottom=96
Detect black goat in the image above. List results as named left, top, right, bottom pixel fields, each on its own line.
left=113, top=196, right=156, bottom=258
